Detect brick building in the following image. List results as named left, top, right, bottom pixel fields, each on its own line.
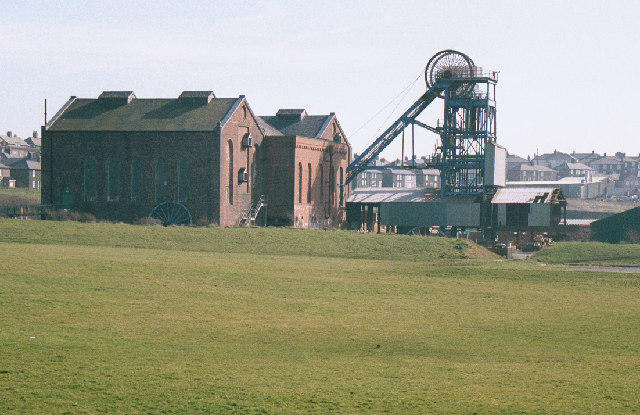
left=3, top=159, right=41, bottom=189
left=258, top=109, right=351, bottom=228
left=42, top=91, right=265, bottom=225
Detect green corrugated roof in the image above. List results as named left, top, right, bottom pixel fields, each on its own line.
left=47, top=97, right=239, bottom=131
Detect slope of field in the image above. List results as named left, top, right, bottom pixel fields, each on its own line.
left=0, top=219, right=495, bottom=261
left=1, top=220, right=639, bottom=414
left=533, top=242, right=640, bottom=266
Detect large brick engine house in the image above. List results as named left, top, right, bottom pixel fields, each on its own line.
left=42, top=91, right=350, bottom=227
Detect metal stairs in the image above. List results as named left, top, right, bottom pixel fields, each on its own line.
left=239, top=195, right=267, bottom=227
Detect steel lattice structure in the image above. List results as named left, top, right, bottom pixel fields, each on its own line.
left=346, top=50, right=498, bottom=199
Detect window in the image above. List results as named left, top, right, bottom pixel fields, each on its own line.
left=307, top=164, right=312, bottom=203
left=178, top=158, right=190, bottom=201
left=107, top=156, right=120, bottom=201
left=339, top=167, right=344, bottom=206
left=227, top=140, right=233, bottom=204
left=320, top=166, right=324, bottom=202
left=154, top=158, right=167, bottom=202
left=83, top=157, right=96, bottom=201
left=32, top=170, right=35, bottom=178
left=130, top=157, right=143, bottom=202
left=298, top=162, right=303, bottom=204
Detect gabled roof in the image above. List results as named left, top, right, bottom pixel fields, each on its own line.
left=4, top=158, right=40, bottom=170
left=386, top=168, right=417, bottom=175
left=258, top=112, right=335, bottom=138
left=492, top=187, right=564, bottom=204
left=46, top=93, right=241, bottom=131
left=591, top=156, right=623, bottom=165
left=564, top=162, right=591, bottom=170
left=25, top=136, right=41, bottom=147
left=535, top=151, right=573, bottom=160
left=519, top=164, right=555, bottom=172
left=347, top=188, right=431, bottom=203
left=506, top=154, right=528, bottom=163
left=0, top=134, right=27, bottom=147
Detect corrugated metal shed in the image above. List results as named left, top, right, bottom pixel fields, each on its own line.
left=347, top=188, right=431, bottom=203
left=492, top=187, right=557, bottom=204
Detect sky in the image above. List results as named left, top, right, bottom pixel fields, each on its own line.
left=2, top=0, right=640, bottom=159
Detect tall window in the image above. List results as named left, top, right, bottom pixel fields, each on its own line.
left=329, top=165, right=334, bottom=207
left=154, top=157, right=167, bottom=202
left=107, top=156, right=120, bottom=201
left=227, top=140, right=234, bottom=204
left=130, top=157, right=143, bottom=203
left=307, top=163, right=312, bottom=203
left=298, top=162, right=303, bottom=204
left=83, top=157, right=96, bottom=201
left=339, top=167, right=344, bottom=206
left=319, top=165, right=324, bottom=202
left=178, top=158, right=190, bottom=202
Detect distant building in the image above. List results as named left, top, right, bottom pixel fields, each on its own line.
left=416, top=168, right=440, bottom=189
left=506, top=153, right=529, bottom=171
left=507, top=164, right=558, bottom=182
left=0, top=131, right=29, bottom=158
left=557, top=162, right=592, bottom=179
left=3, top=158, right=40, bottom=189
left=382, top=168, right=417, bottom=188
left=532, top=150, right=574, bottom=169
left=352, top=169, right=383, bottom=189
left=590, top=155, right=623, bottom=175
left=571, top=150, right=600, bottom=165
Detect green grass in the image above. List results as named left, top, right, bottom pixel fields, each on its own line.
left=1, top=220, right=640, bottom=413
left=0, top=188, right=41, bottom=206
left=533, top=242, right=640, bottom=266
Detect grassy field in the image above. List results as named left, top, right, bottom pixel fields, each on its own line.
left=0, top=188, right=41, bottom=206
left=1, top=220, right=640, bottom=413
left=533, top=242, right=640, bottom=266
left=567, top=198, right=639, bottom=214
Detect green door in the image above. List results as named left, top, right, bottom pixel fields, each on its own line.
left=60, top=187, right=74, bottom=209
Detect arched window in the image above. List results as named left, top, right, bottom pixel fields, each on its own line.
left=307, top=163, right=312, bottom=203
left=154, top=157, right=167, bottom=202
left=107, top=156, right=120, bottom=202
left=83, top=157, right=96, bottom=202
left=319, top=165, right=324, bottom=202
left=178, top=158, right=190, bottom=202
left=339, top=167, right=344, bottom=206
left=329, top=165, right=334, bottom=207
left=130, top=157, right=143, bottom=203
left=298, top=162, right=303, bottom=204
left=227, top=140, right=234, bottom=204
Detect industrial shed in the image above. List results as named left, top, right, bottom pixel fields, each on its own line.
left=346, top=188, right=480, bottom=233
left=590, top=206, right=640, bottom=243
left=491, top=187, right=566, bottom=229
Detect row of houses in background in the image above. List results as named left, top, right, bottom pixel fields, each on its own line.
left=506, top=150, right=640, bottom=199
left=0, top=130, right=41, bottom=189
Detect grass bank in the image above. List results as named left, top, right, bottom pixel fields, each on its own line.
left=0, top=219, right=495, bottom=262
left=533, top=241, right=640, bottom=266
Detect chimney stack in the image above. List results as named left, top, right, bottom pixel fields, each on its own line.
left=6, top=131, right=12, bottom=137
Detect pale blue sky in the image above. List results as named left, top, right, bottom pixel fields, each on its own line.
left=2, top=0, right=639, bottom=159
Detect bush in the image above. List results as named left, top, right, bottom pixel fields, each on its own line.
left=43, top=209, right=96, bottom=223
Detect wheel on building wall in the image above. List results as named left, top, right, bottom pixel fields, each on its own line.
left=406, top=226, right=431, bottom=236
left=148, top=201, right=193, bottom=226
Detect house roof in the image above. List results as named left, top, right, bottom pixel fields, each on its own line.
left=25, top=136, right=41, bottom=147
left=46, top=94, right=241, bottom=131
left=0, top=134, right=27, bottom=147
left=258, top=113, right=335, bottom=138
left=491, top=187, right=562, bottom=204
left=387, top=168, right=417, bottom=175
left=591, top=156, right=623, bottom=165
left=519, top=164, right=555, bottom=172
left=506, top=154, right=528, bottom=163
left=534, top=151, right=573, bottom=161
left=564, top=162, right=591, bottom=170
left=4, top=158, right=40, bottom=170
